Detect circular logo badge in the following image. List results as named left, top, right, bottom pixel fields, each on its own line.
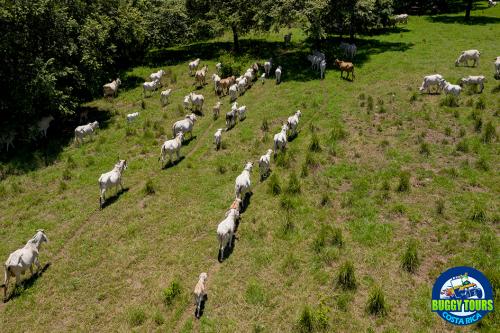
left=432, top=266, right=494, bottom=326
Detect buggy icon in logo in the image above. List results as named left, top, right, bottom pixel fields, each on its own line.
left=432, top=266, right=494, bottom=325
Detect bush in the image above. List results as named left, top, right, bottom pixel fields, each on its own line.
left=401, top=239, right=420, bottom=273
left=396, top=172, right=410, bottom=192
left=127, top=307, right=146, bottom=327
left=309, top=133, right=321, bottom=152
left=337, top=261, right=356, bottom=290
left=144, top=179, right=155, bottom=195
left=218, top=54, right=248, bottom=77
left=268, top=173, right=281, bottom=195
left=366, top=286, right=387, bottom=316
left=162, top=280, right=181, bottom=306
left=440, top=95, right=459, bottom=107
left=482, top=121, right=497, bottom=144
left=285, top=172, right=301, bottom=195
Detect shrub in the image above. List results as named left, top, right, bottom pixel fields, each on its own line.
left=366, top=286, right=387, bottom=316
left=162, top=280, right=181, bottom=306
left=218, top=54, right=247, bottom=77
left=144, top=179, right=155, bottom=195
left=309, top=133, right=321, bottom=152
left=285, top=172, right=301, bottom=195
left=482, top=121, right=497, bottom=144
left=127, top=307, right=146, bottom=327
left=268, top=173, right=281, bottom=195
left=440, top=95, right=459, bottom=107
left=337, top=261, right=356, bottom=290
left=396, top=172, right=410, bottom=192
left=401, top=239, right=420, bottom=273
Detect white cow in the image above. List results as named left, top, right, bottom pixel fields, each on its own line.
left=264, top=58, right=272, bottom=77
left=273, top=124, right=288, bottom=154
left=340, top=42, right=357, bottom=59
left=229, top=84, right=238, bottom=102
left=212, top=73, right=221, bottom=95
left=442, top=81, right=462, bottom=96
left=287, top=110, right=301, bottom=136
left=74, top=121, right=99, bottom=144
left=143, top=79, right=160, bottom=96
left=126, top=112, right=139, bottom=122
left=98, top=159, right=127, bottom=208
left=394, top=14, right=409, bottom=24
left=189, top=92, right=204, bottom=114
left=237, top=76, right=247, bottom=95
left=260, top=73, right=266, bottom=84
left=460, top=75, right=486, bottom=93
left=172, top=113, right=197, bottom=138
left=488, top=0, right=497, bottom=7
left=259, top=149, right=273, bottom=180
left=419, top=74, right=445, bottom=93
left=225, top=108, right=238, bottom=129
left=320, top=60, right=327, bottom=79
left=37, top=116, right=54, bottom=137
left=160, top=89, right=172, bottom=106
left=189, top=58, right=201, bottom=76
left=216, top=208, right=239, bottom=261
left=150, top=69, right=165, bottom=82
left=103, top=78, right=121, bottom=98
left=159, top=132, right=184, bottom=166
left=235, top=162, right=253, bottom=199
left=213, top=101, right=222, bottom=119
left=215, top=62, right=222, bottom=74
left=494, top=56, right=500, bottom=78
left=3, top=230, right=48, bottom=300
left=237, top=105, right=247, bottom=121
left=183, top=95, right=191, bottom=110
left=214, top=128, right=223, bottom=150
left=455, top=50, right=481, bottom=67
left=275, top=66, right=282, bottom=84
left=194, top=272, right=208, bottom=318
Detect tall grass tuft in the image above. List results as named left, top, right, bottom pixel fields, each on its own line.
left=401, top=239, right=420, bottom=273
left=440, top=95, right=459, bottom=107
left=367, top=96, right=374, bottom=111
left=436, top=198, right=445, bottom=215
left=366, top=286, right=387, bottom=316
left=275, top=151, right=291, bottom=168
left=419, top=142, right=430, bottom=156
left=313, top=224, right=343, bottom=253
left=162, top=280, right=181, bottom=306
left=309, top=133, right=321, bottom=152
left=470, top=205, right=487, bottom=223
left=337, top=261, right=356, bottom=290
left=268, top=173, right=281, bottom=195
left=144, top=179, right=155, bottom=195
left=296, top=305, right=329, bottom=333
left=481, top=121, right=497, bottom=144
left=261, top=118, right=269, bottom=132
left=285, top=172, right=301, bottom=195
left=127, top=307, right=146, bottom=327
left=455, top=139, right=469, bottom=153
left=396, top=172, right=410, bottom=192
left=475, top=97, right=486, bottom=110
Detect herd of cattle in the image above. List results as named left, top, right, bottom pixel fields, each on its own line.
left=2, top=15, right=500, bottom=321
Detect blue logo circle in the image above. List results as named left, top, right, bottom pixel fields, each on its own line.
left=432, top=266, right=494, bottom=326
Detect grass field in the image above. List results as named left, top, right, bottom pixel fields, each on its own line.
left=0, top=5, right=499, bottom=333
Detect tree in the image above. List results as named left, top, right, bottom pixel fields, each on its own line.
left=464, top=0, right=473, bottom=21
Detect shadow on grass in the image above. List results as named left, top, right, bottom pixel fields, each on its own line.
left=0, top=107, right=113, bottom=179
left=161, top=156, right=185, bottom=170
left=101, top=188, right=129, bottom=209
left=182, top=135, right=197, bottom=146
left=426, top=15, right=500, bottom=25
left=195, top=294, right=208, bottom=319
left=3, top=262, right=50, bottom=303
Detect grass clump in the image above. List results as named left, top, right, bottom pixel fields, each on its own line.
left=245, top=281, right=267, bottom=305
left=153, top=310, right=164, bottom=326
left=436, top=199, right=445, bottom=215
left=396, top=172, right=410, bottom=192
left=409, top=91, right=419, bottom=103
left=162, top=280, right=181, bottom=306
left=296, top=305, right=329, bottom=333
left=401, top=239, right=420, bottom=273
left=285, top=172, right=301, bottom=195
left=470, top=205, right=487, bottom=223
left=268, top=173, right=281, bottom=195
left=419, top=142, right=430, bottom=156
left=366, top=286, right=387, bottom=316
left=440, top=94, right=459, bottom=107
left=337, top=261, right=356, bottom=290
left=144, top=179, right=155, bottom=195
left=275, top=151, right=291, bottom=168
left=474, top=117, right=483, bottom=133
left=62, top=168, right=72, bottom=181
left=127, top=307, right=146, bottom=327
left=309, top=133, right=321, bottom=152
left=476, top=156, right=489, bottom=171
left=481, top=121, right=497, bottom=144
left=261, top=118, right=269, bottom=132
left=367, top=96, right=374, bottom=111
left=455, top=139, right=469, bottom=153
left=313, top=224, right=343, bottom=253
left=475, top=97, right=486, bottom=110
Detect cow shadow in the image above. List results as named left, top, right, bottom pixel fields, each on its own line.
left=101, top=187, right=129, bottom=209
left=195, top=295, right=208, bottom=319
left=240, top=192, right=253, bottom=214
left=3, top=262, right=51, bottom=303
left=161, top=156, right=185, bottom=170
left=218, top=237, right=237, bottom=263
left=182, top=136, right=197, bottom=145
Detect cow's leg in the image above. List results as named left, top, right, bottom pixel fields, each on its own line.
left=34, top=257, right=42, bottom=271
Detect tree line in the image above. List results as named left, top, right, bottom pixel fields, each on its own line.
left=0, top=0, right=482, bottom=138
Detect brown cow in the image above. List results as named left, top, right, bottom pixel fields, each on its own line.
left=335, top=59, right=355, bottom=81
left=219, top=76, right=236, bottom=95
